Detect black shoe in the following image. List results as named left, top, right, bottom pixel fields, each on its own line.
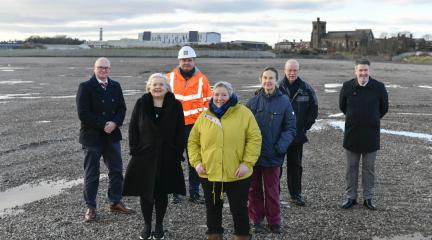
left=189, top=192, right=205, bottom=204
left=139, top=224, right=151, bottom=240
left=268, top=224, right=282, bottom=234
left=172, top=194, right=182, bottom=204
left=153, top=224, right=165, bottom=239
left=252, top=223, right=268, bottom=234
left=363, top=199, right=376, bottom=210
left=341, top=198, right=357, bottom=209
left=291, top=195, right=306, bottom=206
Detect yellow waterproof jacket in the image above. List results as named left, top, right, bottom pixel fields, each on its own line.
left=188, top=103, right=262, bottom=182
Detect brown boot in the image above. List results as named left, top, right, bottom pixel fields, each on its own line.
left=233, top=235, right=251, bottom=240
left=207, top=233, right=223, bottom=240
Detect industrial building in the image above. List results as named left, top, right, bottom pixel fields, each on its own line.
left=138, top=31, right=221, bottom=45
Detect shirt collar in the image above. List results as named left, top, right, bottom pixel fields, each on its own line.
left=356, top=78, right=369, bottom=87
left=96, top=78, right=108, bottom=84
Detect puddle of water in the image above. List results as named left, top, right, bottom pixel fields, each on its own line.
left=397, top=113, right=432, bottom=116
left=0, top=101, right=11, bottom=104
left=324, top=83, right=342, bottom=88
left=0, top=175, right=107, bottom=217
left=385, top=84, right=406, bottom=88
left=241, top=84, right=262, bottom=89
left=36, top=120, right=51, bottom=123
left=309, top=119, right=329, bottom=132
left=328, top=113, right=344, bottom=117
left=123, top=90, right=143, bottom=96
left=0, top=93, right=39, bottom=100
left=111, top=75, right=134, bottom=78
left=1, top=69, right=14, bottom=72
left=325, top=89, right=338, bottom=93
left=0, top=80, right=33, bottom=85
left=50, top=95, right=76, bottom=99
left=372, top=232, right=432, bottom=240
left=417, top=85, right=432, bottom=89
left=39, top=83, right=49, bottom=86
left=328, top=120, right=432, bottom=141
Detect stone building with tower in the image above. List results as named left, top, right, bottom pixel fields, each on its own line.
left=310, top=17, right=375, bottom=51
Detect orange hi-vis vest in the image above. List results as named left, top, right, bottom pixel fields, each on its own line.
left=168, top=67, right=212, bottom=125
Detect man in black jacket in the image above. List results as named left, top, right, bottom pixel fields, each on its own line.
left=279, top=59, right=318, bottom=206
left=339, top=59, right=389, bottom=210
left=76, top=57, right=132, bottom=222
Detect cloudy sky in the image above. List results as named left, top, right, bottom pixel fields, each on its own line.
left=1, top=0, right=431, bottom=45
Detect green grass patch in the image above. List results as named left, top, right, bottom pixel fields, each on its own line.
left=402, top=55, right=432, bottom=64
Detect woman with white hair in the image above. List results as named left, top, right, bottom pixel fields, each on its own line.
left=123, top=73, right=186, bottom=240
left=188, top=81, right=262, bottom=240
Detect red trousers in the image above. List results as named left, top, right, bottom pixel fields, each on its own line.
left=248, top=166, right=281, bottom=225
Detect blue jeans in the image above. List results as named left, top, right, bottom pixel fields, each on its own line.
left=83, top=142, right=123, bottom=208
left=185, top=124, right=200, bottom=196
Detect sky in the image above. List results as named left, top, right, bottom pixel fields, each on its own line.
left=1, top=0, right=431, bottom=45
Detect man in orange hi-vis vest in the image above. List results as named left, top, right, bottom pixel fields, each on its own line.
left=168, top=46, right=212, bottom=204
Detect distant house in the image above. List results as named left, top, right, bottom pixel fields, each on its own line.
left=274, top=40, right=293, bottom=52
left=310, top=18, right=374, bottom=51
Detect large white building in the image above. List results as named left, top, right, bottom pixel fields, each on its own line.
left=138, top=31, right=221, bottom=45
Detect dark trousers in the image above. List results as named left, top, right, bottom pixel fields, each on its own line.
left=284, top=144, right=303, bottom=197
left=140, top=193, right=168, bottom=226
left=200, top=177, right=251, bottom=236
left=185, top=124, right=200, bottom=195
left=83, top=142, right=123, bottom=208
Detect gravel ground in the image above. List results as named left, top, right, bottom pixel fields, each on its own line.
left=0, top=57, right=431, bottom=240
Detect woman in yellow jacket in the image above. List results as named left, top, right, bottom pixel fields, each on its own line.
left=188, top=81, right=262, bottom=240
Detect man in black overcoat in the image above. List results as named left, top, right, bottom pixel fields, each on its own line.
left=76, top=57, right=132, bottom=222
left=339, top=59, right=389, bottom=210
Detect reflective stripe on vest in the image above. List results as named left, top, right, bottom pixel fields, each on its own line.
left=170, top=76, right=204, bottom=102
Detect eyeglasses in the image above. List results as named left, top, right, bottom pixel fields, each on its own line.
left=96, top=66, right=110, bottom=70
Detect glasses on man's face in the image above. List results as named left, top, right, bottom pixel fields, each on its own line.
left=97, top=66, right=110, bottom=70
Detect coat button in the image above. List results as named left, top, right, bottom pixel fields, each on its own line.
left=102, top=100, right=104, bottom=103
left=112, top=99, right=115, bottom=102
left=102, top=112, right=106, bottom=115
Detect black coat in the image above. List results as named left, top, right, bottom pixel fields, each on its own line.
left=279, top=77, right=318, bottom=145
left=339, top=78, right=389, bottom=153
left=76, top=75, right=126, bottom=146
left=123, top=92, right=186, bottom=201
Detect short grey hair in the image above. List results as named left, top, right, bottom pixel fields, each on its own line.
left=284, top=59, right=299, bottom=70
left=94, top=57, right=111, bottom=67
left=213, top=81, right=234, bottom=96
left=146, top=73, right=172, bottom=92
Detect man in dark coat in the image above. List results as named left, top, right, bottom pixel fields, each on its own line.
left=279, top=59, right=318, bottom=206
left=76, top=57, right=132, bottom=222
left=339, top=58, right=389, bottom=210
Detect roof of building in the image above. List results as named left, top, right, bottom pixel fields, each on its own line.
left=326, top=29, right=374, bottom=39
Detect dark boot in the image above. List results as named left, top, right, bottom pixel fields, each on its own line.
left=233, top=234, right=251, bottom=240
left=207, top=233, right=223, bottom=240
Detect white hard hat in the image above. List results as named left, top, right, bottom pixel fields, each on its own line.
left=178, top=46, right=197, bottom=59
